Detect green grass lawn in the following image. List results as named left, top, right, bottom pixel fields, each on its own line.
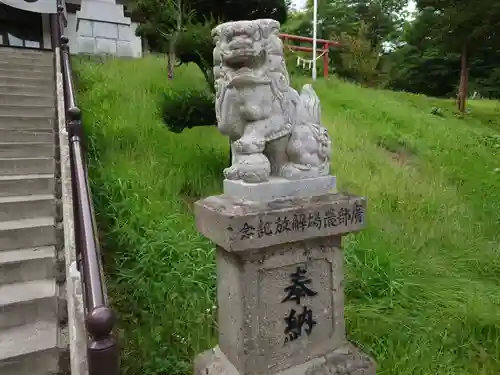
left=74, top=55, right=500, bottom=375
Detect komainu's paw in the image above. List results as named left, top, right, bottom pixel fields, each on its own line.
left=224, top=165, right=241, bottom=180
left=279, top=163, right=319, bottom=180
left=225, top=153, right=270, bottom=183
left=233, top=138, right=266, bottom=154
left=240, top=169, right=269, bottom=183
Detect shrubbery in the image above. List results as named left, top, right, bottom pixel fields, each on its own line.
left=162, top=88, right=216, bottom=133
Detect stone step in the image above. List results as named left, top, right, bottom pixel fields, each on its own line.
left=0, top=93, right=54, bottom=106
left=0, top=84, right=54, bottom=96
left=0, top=68, right=53, bottom=80
left=0, top=104, right=54, bottom=118
left=0, top=195, right=55, bottom=222
left=0, top=143, right=54, bottom=158
left=0, top=279, right=56, bottom=329
left=0, top=115, right=54, bottom=130
left=0, top=54, right=53, bottom=66
left=0, top=129, right=53, bottom=143
left=0, top=61, right=53, bottom=72
left=0, top=174, right=54, bottom=197
left=0, top=320, right=59, bottom=375
left=0, top=246, right=55, bottom=285
left=0, top=217, right=55, bottom=251
left=0, top=48, right=52, bottom=58
left=0, top=76, right=53, bottom=88
left=0, top=158, right=54, bottom=176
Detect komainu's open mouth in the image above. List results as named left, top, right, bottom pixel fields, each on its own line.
left=223, top=49, right=267, bottom=70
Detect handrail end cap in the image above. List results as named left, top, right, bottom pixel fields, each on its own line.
left=86, top=306, right=115, bottom=339
left=68, top=106, right=82, bottom=120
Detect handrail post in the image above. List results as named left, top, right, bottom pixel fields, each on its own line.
left=68, top=107, right=84, bottom=143
left=86, top=306, right=119, bottom=375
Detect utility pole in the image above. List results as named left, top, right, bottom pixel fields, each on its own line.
left=312, top=0, right=318, bottom=80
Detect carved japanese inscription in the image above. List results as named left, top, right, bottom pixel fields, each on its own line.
left=235, top=200, right=365, bottom=242
left=256, top=258, right=336, bottom=370
left=282, top=266, right=318, bottom=344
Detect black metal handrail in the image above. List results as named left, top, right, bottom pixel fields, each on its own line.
left=51, top=6, right=119, bottom=375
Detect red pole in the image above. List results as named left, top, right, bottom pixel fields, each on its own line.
left=323, top=42, right=329, bottom=78
left=288, top=45, right=327, bottom=53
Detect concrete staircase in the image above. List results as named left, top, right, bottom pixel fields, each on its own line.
left=0, top=48, right=67, bottom=375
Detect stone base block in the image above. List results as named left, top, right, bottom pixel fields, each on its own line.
left=223, top=175, right=337, bottom=202
left=195, top=344, right=376, bottom=375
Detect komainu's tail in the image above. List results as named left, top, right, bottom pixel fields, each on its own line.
left=299, top=84, right=321, bottom=125
left=299, top=84, right=332, bottom=174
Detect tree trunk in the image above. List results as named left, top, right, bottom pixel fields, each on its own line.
left=167, top=0, right=183, bottom=80
left=167, top=41, right=175, bottom=80
left=457, top=42, right=469, bottom=114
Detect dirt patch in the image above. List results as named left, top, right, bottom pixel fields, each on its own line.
left=179, top=181, right=202, bottom=211
left=388, top=148, right=413, bottom=165
left=376, top=136, right=416, bottom=166
left=180, top=194, right=198, bottom=211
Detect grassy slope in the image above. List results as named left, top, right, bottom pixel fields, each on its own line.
left=74, top=56, right=500, bottom=375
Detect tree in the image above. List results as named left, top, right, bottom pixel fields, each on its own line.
left=185, top=0, right=287, bottom=24
left=299, top=0, right=408, bottom=45
left=132, top=0, right=193, bottom=79
left=174, top=19, right=216, bottom=91
left=131, top=0, right=288, bottom=89
left=386, top=7, right=500, bottom=100
left=385, top=7, right=461, bottom=97
left=386, top=44, right=461, bottom=97
left=385, top=4, right=500, bottom=100
left=415, top=0, right=500, bottom=112
left=282, top=0, right=407, bottom=84
left=338, top=21, right=384, bottom=86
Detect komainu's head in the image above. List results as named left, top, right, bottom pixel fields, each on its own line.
left=212, top=19, right=280, bottom=70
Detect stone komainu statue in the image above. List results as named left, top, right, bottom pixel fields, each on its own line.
left=212, top=19, right=332, bottom=183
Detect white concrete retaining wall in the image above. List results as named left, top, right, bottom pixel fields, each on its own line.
left=65, top=12, right=142, bottom=57
left=55, top=47, right=89, bottom=375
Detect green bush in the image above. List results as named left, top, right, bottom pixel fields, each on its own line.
left=175, top=20, right=216, bottom=90
left=162, top=88, right=216, bottom=133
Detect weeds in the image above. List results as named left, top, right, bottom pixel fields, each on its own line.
left=75, top=56, right=500, bottom=375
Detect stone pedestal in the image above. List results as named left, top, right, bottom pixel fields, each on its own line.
left=76, top=0, right=140, bottom=57
left=194, top=193, right=376, bottom=375
left=223, top=176, right=337, bottom=202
